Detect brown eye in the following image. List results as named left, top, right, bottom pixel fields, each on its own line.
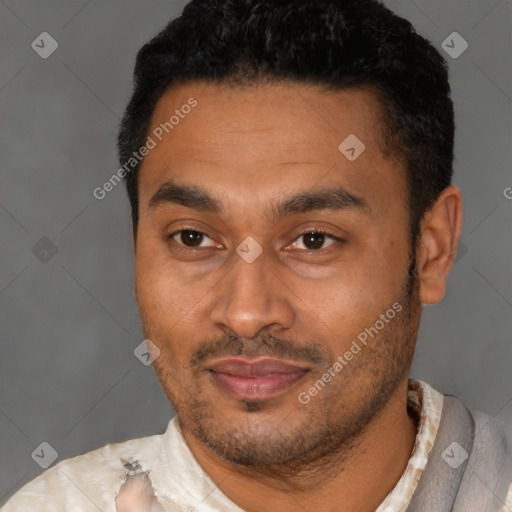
left=292, top=230, right=339, bottom=251
left=302, top=232, right=329, bottom=250
left=179, top=230, right=204, bottom=247
left=168, top=229, right=218, bottom=249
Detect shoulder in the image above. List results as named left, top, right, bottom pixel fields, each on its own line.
left=1, top=428, right=167, bottom=512
left=451, top=398, right=512, bottom=510
left=469, top=407, right=512, bottom=448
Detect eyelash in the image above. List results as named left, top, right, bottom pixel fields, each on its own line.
left=167, top=227, right=345, bottom=252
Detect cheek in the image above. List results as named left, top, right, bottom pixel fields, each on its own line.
left=297, top=282, right=375, bottom=357
left=294, top=254, right=395, bottom=309
left=135, top=263, right=178, bottom=318
left=134, top=243, right=218, bottom=365
left=135, top=263, right=196, bottom=366
left=352, top=234, right=409, bottom=296
left=292, top=248, right=408, bottom=343
left=135, top=238, right=194, bottom=319
left=135, top=227, right=224, bottom=309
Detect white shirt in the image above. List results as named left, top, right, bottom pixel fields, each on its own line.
left=2, top=379, right=511, bottom=511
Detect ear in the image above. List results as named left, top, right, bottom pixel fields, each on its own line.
left=416, top=185, right=463, bottom=305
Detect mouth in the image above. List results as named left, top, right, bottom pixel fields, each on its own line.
left=206, top=357, right=311, bottom=401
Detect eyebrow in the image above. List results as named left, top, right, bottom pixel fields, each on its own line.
left=148, top=179, right=371, bottom=219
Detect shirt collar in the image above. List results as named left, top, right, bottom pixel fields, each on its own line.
left=376, top=379, right=444, bottom=511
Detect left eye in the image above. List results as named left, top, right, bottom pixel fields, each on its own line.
left=291, top=230, right=339, bottom=251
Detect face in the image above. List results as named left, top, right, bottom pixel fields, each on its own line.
left=134, top=81, right=421, bottom=468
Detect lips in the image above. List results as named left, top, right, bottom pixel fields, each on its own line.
left=207, top=357, right=310, bottom=400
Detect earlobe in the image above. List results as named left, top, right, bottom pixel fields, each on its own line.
left=416, top=185, right=463, bottom=305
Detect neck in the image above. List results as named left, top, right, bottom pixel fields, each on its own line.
left=181, top=378, right=417, bottom=512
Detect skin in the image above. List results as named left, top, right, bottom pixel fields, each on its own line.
left=133, top=81, right=462, bottom=512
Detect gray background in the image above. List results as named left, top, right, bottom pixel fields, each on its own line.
left=0, top=0, right=511, bottom=504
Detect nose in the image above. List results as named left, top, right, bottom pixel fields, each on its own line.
left=210, top=246, right=295, bottom=339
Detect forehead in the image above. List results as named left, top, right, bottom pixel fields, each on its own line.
left=137, top=81, right=406, bottom=212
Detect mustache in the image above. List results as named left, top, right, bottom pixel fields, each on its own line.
left=189, top=332, right=330, bottom=368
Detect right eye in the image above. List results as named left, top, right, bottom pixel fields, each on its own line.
left=168, top=229, right=219, bottom=249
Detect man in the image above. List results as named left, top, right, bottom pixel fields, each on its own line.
left=3, top=0, right=512, bottom=510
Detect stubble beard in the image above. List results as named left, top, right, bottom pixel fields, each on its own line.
left=142, top=258, right=421, bottom=479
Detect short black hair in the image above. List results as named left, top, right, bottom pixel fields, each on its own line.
left=118, top=0, right=454, bottom=249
